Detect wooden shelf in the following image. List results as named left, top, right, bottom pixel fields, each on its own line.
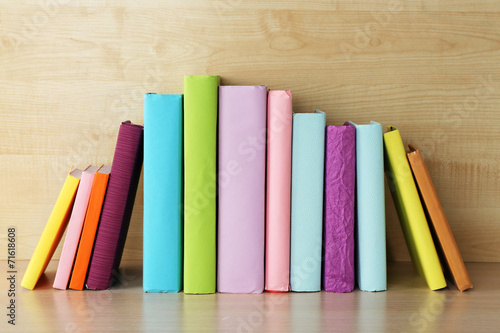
left=2, top=0, right=500, bottom=266
left=3, top=260, right=498, bottom=332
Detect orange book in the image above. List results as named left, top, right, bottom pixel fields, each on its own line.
left=69, top=165, right=111, bottom=290
left=407, top=145, right=472, bottom=291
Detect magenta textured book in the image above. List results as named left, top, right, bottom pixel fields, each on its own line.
left=86, top=122, right=143, bottom=290
left=323, top=125, right=356, bottom=292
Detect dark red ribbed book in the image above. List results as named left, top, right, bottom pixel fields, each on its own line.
left=86, top=121, right=143, bottom=290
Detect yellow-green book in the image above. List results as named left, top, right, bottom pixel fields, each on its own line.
left=383, top=126, right=446, bottom=290
left=183, top=75, right=220, bottom=294
left=21, top=168, right=82, bottom=290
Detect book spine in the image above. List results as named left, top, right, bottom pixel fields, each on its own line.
left=407, top=147, right=472, bottom=291
left=265, top=90, right=292, bottom=292
left=21, top=169, right=81, bottom=290
left=53, top=168, right=96, bottom=290
left=217, top=86, right=267, bottom=293
left=290, top=110, right=326, bottom=292
left=384, top=128, right=446, bottom=290
left=323, top=125, right=356, bottom=293
left=86, top=122, right=144, bottom=290
left=143, top=94, right=183, bottom=293
left=69, top=167, right=110, bottom=290
left=183, top=75, right=220, bottom=294
left=348, top=121, right=386, bottom=291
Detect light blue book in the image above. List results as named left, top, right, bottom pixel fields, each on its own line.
left=290, top=110, right=326, bottom=292
left=347, top=121, right=387, bottom=291
left=143, top=93, right=183, bottom=293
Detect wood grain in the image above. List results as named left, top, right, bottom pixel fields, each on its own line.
left=0, top=0, right=499, bottom=262
left=1, top=260, right=498, bottom=332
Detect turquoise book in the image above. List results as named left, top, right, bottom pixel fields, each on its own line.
left=347, top=121, right=387, bottom=291
left=143, top=93, right=183, bottom=293
left=290, top=110, right=326, bottom=292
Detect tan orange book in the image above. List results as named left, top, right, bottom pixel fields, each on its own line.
left=407, top=145, right=472, bottom=291
left=68, top=165, right=111, bottom=290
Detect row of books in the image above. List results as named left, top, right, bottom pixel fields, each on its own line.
left=21, top=75, right=472, bottom=293
left=144, top=76, right=472, bottom=294
left=21, top=122, right=143, bottom=290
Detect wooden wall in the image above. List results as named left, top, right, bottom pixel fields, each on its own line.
left=1, top=0, right=499, bottom=262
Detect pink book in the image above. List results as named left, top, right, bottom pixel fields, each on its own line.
left=53, top=166, right=98, bottom=290
left=217, top=85, right=267, bottom=293
left=265, top=90, right=293, bottom=292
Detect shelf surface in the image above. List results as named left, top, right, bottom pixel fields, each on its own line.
left=1, top=261, right=498, bottom=332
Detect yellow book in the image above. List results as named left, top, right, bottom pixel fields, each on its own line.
left=383, top=126, right=446, bottom=290
left=21, top=168, right=82, bottom=290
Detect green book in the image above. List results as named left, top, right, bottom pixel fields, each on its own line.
left=183, top=75, right=220, bottom=293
